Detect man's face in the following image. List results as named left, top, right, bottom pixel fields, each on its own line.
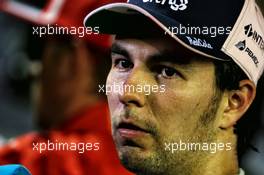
left=107, top=35, right=222, bottom=175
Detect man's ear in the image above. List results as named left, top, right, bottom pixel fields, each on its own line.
left=220, top=80, right=256, bottom=129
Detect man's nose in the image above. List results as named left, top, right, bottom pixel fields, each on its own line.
left=118, top=69, right=147, bottom=107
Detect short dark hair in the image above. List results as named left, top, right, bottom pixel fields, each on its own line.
left=213, top=60, right=263, bottom=164
left=214, top=60, right=247, bottom=91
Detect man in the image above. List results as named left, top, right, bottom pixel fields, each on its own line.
left=83, top=0, right=264, bottom=174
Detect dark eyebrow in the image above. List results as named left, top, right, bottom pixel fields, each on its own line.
left=111, top=42, right=194, bottom=67
left=111, top=42, right=130, bottom=58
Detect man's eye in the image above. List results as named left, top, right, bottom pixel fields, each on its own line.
left=114, top=59, right=133, bottom=70
left=155, top=66, right=180, bottom=79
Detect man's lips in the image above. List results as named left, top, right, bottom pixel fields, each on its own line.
left=117, top=122, right=150, bottom=138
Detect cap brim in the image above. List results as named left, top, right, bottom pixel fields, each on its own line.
left=84, top=3, right=224, bottom=60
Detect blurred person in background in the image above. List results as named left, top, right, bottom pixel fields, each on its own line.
left=0, top=0, right=133, bottom=174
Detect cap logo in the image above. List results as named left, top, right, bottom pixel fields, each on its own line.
left=142, top=0, right=188, bottom=11
left=244, top=24, right=253, bottom=37
left=235, top=40, right=246, bottom=51
left=235, top=40, right=259, bottom=67
left=186, top=36, right=213, bottom=49
left=244, top=24, right=264, bottom=50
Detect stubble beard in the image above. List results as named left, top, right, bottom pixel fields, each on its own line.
left=118, top=90, right=222, bottom=175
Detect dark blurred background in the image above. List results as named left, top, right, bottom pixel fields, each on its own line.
left=0, top=12, right=34, bottom=141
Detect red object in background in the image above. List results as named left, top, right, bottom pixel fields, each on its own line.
left=0, top=1, right=131, bottom=174
left=55, top=0, right=120, bottom=48
left=0, top=101, right=133, bottom=175
left=0, top=0, right=124, bottom=48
